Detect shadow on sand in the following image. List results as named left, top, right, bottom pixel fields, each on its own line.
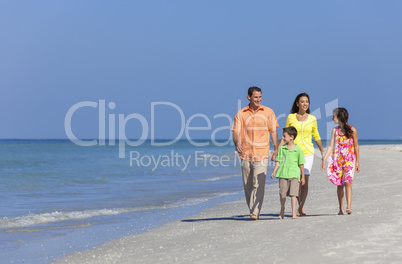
left=181, top=213, right=335, bottom=222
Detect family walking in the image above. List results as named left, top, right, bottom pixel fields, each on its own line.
left=232, top=87, right=360, bottom=220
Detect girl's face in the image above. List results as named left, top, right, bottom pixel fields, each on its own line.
left=332, top=114, right=339, bottom=124
left=296, top=96, right=309, bottom=113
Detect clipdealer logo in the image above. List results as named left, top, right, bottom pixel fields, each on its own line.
left=64, top=100, right=237, bottom=158
left=129, top=150, right=240, bottom=172
left=64, top=98, right=338, bottom=169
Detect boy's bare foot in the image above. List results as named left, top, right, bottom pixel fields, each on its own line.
left=292, top=215, right=298, bottom=219
left=338, top=210, right=344, bottom=215
left=250, top=214, right=258, bottom=220
left=346, top=209, right=352, bottom=215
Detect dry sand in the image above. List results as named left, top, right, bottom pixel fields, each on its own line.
left=54, top=145, right=402, bottom=264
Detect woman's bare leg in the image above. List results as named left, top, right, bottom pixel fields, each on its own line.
left=297, top=174, right=309, bottom=216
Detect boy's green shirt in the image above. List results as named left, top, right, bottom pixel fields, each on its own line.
left=275, top=144, right=305, bottom=181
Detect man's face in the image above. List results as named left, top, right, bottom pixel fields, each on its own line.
left=248, top=91, right=262, bottom=109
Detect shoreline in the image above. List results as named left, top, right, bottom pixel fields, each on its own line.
left=1, top=188, right=247, bottom=264
left=53, top=145, right=402, bottom=263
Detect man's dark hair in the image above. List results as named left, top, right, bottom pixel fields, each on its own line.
left=283, top=126, right=298, bottom=139
left=248, top=86, right=262, bottom=97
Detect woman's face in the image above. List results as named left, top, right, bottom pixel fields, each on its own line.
left=296, top=96, right=309, bottom=112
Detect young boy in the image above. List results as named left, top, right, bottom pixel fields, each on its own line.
left=271, top=126, right=305, bottom=219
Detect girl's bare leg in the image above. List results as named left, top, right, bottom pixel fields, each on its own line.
left=337, top=185, right=344, bottom=215
left=345, top=181, right=352, bottom=214
left=297, top=174, right=309, bottom=216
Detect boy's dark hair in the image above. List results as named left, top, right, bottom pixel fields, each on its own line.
left=283, top=126, right=297, bottom=139
left=248, top=86, right=262, bottom=97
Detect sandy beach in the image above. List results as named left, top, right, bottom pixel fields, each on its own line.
left=54, top=145, right=402, bottom=264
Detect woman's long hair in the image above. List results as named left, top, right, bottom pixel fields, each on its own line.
left=290, top=93, right=310, bottom=114
left=334, top=107, right=353, bottom=138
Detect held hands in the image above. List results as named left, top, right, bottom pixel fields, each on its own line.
left=320, top=153, right=326, bottom=171
left=271, top=149, right=278, bottom=161
left=320, top=160, right=326, bottom=171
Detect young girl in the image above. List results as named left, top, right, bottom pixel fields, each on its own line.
left=320, top=108, right=360, bottom=215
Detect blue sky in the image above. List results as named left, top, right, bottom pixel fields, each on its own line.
left=1, top=1, right=401, bottom=140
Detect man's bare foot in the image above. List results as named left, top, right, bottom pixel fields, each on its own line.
left=250, top=214, right=258, bottom=220
left=279, top=208, right=284, bottom=219
left=346, top=209, right=352, bottom=215
left=338, top=210, right=344, bottom=215
left=292, top=215, right=298, bottom=219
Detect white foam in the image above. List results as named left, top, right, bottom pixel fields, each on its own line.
left=202, top=174, right=241, bottom=181
left=0, top=192, right=242, bottom=229
left=171, top=191, right=241, bottom=208
left=0, top=208, right=130, bottom=229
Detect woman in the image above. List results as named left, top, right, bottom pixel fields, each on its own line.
left=282, top=93, right=324, bottom=216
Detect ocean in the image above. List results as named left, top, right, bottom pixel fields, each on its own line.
left=0, top=139, right=400, bottom=263
left=0, top=139, right=249, bottom=263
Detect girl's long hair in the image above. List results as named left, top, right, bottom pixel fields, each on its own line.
left=290, top=93, right=310, bottom=114
left=334, top=108, right=353, bottom=138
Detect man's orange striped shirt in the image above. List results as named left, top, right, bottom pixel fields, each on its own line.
left=232, top=105, right=279, bottom=162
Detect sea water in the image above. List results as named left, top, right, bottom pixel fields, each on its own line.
left=0, top=140, right=250, bottom=263
left=0, top=139, right=400, bottom=263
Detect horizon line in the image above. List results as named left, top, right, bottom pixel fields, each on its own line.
left=0, top=138, right=401, bottom=141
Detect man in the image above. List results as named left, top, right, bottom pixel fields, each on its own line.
left=232, top=86, right=279, bottom=220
